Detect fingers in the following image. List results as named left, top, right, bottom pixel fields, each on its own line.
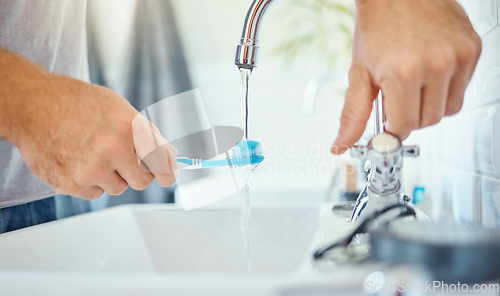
left=116, top=151, right=155, bottom=191
left=331, top=65, right=378, bottom=154
left=149, top=144, right=179, bottom=187
left=132, top=114, right=168, bottom=161
left=445, top=71, right=466, bottom=116
left=54, top=185, right=105, bottom=200
left=334, top=54, right=467, bottom=152
left=420, top=71, right=452, bottom=128
left=138, top=142, right=179, bottom=187
left=332, top=0, right=482, bottom=153
left=382, top=76, right=422, bottom=141
left=132, top=112, right=178, bottom=187
left=76, top=186, right=105, bottom=200
left=445, top=39, right=481, bottom=116
left=90, top=112, right=177, bottom=192
left=98, top=171, right=129, bottom=196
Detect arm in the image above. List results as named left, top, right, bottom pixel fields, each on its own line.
left=0, top=47, right=177, bottom=199
left=331, top=0, right=481, bottom=154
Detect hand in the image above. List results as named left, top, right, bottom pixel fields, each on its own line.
left=331, top=0, right=481, bottom=154
left=0, top=49, right=178, bottom=199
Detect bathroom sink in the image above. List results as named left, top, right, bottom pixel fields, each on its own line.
left=0, top=174, right=326, bottom=274
left=0, top=175, right=396, bottom=296
left=0, top=203, right=322, bottom=274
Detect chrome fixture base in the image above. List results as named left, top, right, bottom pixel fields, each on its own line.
left=350, top=133, right=419, bottom=222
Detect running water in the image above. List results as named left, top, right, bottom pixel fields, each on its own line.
left=239, top=67, right=253, bottom=272
left=240, top=68, right=251, bottom=139
left=240, top=169, right=252, bottom=272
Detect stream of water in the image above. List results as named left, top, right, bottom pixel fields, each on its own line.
left=240, top=169, right=252, bottom=272
left=239, top=67, right=253, bottom=272
left=240, top=68, right=251, bottom=140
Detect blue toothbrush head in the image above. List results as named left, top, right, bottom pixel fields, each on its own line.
left=230, top=139, right=265, bottom=167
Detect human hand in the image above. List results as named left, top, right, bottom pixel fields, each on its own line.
left=331, top=0, right=481, bottom=154
left=8, top=72, right=178, bottom=199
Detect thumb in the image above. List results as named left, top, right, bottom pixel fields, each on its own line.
left=331, top=66, right=378, bottom=154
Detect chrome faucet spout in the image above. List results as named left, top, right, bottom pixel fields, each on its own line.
left=235, top=0, right=276, bottom=69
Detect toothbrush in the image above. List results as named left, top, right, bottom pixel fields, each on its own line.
left=177, top=139, right=264, bottom=169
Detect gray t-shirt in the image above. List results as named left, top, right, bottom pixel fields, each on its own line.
left=0, top=0, right=89, bottom=208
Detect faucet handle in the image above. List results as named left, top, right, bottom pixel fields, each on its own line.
left=350, top=133, right=419, bottom=161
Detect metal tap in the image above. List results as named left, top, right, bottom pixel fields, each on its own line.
left=349, top=132, right=419, bottom=222
left=346, top=91, right=419, bottom=222
left=235, top=0, right=276, bottom=69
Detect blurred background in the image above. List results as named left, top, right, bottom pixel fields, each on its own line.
left=82, top=0, right=500, bottom=228
left=86, top=0, right=354, bottom=179
left=84, top=0, right=355, bottom=206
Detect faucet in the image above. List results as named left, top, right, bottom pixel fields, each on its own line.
left=346, top=92, right=420, bottom=222
left=349, top=132, right=419, bottom=222
left=235, top=1, right=420, bottom=223
left=235, top=0, right=275, bottom=69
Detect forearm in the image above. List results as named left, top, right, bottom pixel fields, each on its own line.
left=0, top=47, right=50, bottom=145
left=0, top=44, right=179, bottom=199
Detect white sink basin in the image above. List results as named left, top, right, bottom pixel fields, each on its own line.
left=0, top=176, right=385, bottom=296
left=0, top=204, right=322, bottom=274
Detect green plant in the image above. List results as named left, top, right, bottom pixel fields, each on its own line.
left=272, top=0, right=354, bottom=70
